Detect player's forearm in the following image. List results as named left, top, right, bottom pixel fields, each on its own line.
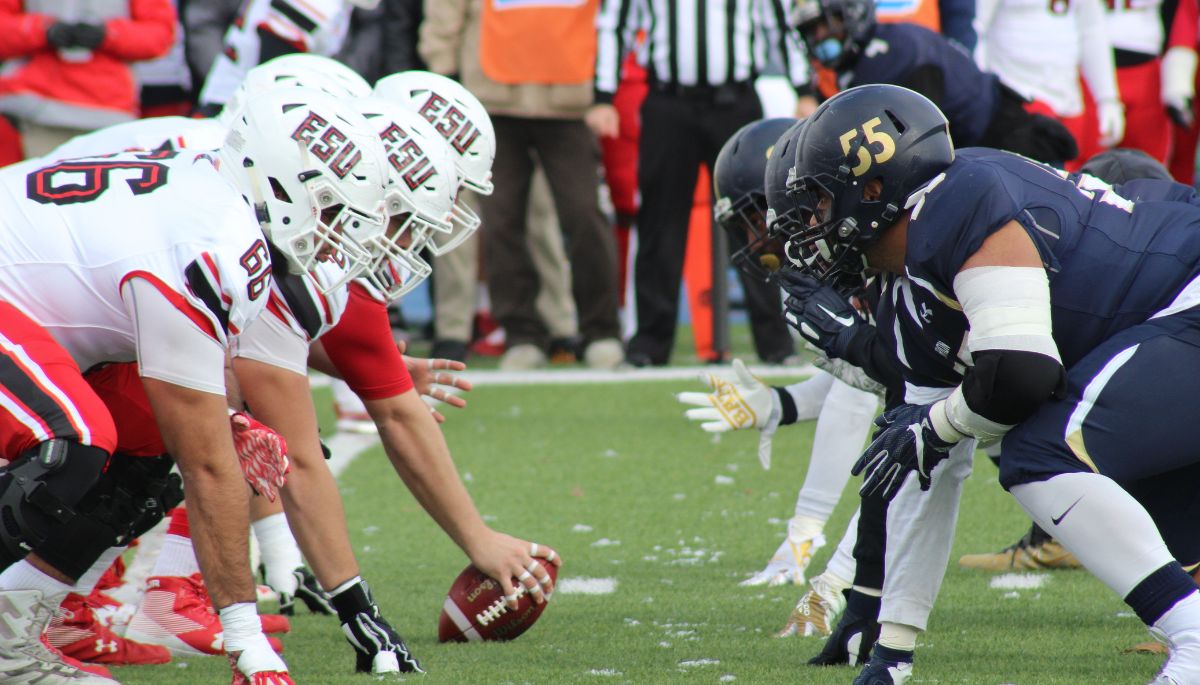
left=142, top=377, right=255, bottom=608
left=367, top=390, right=490, bottom=555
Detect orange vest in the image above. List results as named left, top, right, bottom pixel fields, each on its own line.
left=479, top=0, right=600, bottom=85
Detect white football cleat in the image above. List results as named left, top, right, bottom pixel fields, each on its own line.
left=0, top=590, right=117, bottom=683
left=777, top=571, right=848, bottom=638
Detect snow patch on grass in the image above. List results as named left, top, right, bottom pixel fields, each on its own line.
left=557, top=577, right=617, bottom=595
left=989, top=573, right=1048, bottom=590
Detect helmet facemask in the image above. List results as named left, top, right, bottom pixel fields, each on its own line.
left=782, top=174, right=874, bottom=292
left=360, top=190, right=452, bottom=300
left=717, top=192, right=781, bottom=282
left=790, top=0, right=873, bottom=69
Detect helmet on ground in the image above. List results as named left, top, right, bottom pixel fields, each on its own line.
left=790, top=0, right=876, bottom=69
left=712, top=117, right=797, bottom=281
left=219, top=87, right=390, bottom=292
left=784, top=84, right=954, bottom=285
left=355, top=97, right=458, bottom=300
left=373, top=71, right=496, bottom=255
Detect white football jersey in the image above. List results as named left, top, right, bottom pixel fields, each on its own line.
left=235, top=260, right=350, bottom=375
left=199, top=0, right=353, bottom=108
left=49, top=117, right=226, bottom=161
left=0, top=151, right=270, bottom=377
left=976, top=0, right=1085, bottom=114
left=1106, top=0, right=1163, bottom=55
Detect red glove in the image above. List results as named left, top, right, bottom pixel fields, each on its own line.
left=230, top=411, right=290, bottom=502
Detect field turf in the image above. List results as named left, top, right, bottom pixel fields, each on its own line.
left=113, top=376, right=1164, bottom=684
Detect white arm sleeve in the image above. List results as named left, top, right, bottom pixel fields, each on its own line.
left=231, top=311, right=310, bottom=377
left=1076, top=0, right=1120, bottom=104
left=122, top=278, right=227, bottom=396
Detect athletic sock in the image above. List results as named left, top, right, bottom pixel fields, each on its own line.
left=252, top=513, right=302, bottom=595
left=0, top=559, right=73, bottom=605
left=878, top=621, right=919, bottom=651
left=151, top=507, right=201, bottom=578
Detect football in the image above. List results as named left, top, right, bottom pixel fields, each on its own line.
left=437, top=563, right=558, bottom=642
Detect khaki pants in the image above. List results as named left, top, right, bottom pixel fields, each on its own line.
left=18, top=120, right=83, bottom=159
left=432, top=169, right=577, bottom=342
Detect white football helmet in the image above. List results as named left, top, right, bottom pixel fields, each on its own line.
left=373, top=71, right=496, bottom=255
left=217, top=55, right=369, bottom=129
left=354, top=97, right=458, bottom=300
left=218, top=87, right=390, bottom=292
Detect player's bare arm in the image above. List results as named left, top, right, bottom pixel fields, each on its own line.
left=141, top=377, right=255, bottom=609
left=363, top=390, right=561, bottom=608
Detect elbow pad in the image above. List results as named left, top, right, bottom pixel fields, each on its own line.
left=932, top=349, right=1066, bottom=444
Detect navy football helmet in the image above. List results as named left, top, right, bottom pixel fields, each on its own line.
left=784, top=84, right=954, bottom=286
left=713, top=117, right=798, bottom=281
left=790, top=0, right=876, bottom=69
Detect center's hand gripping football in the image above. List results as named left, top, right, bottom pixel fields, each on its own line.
left=230, top=411, right=290, bottom=501
left=676, top=358, right=782, bottom=469
left=850, top=403, right=956, bottom=501
left=468, top=531, right=562, bottom=610
left=399, top=340, right=473, bottom=423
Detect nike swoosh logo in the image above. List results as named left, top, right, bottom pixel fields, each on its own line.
left=1051, top=496, right=1084, bottom=526
left=816, top=304, right=856, bottom=328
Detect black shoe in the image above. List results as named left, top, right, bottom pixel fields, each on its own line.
left=808, top=591, right=881, bottom=667
left=853, top=645, right=914, bottom=684
left=547, top=336, right=582, bottom=364
left=331, top=578, right=423, bottom=674
left=430, top=338, right=469, bottom=363
left=280, top=567, right=335, bottom=616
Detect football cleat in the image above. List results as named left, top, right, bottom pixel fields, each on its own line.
left=42, top=636, right=114, bottom=679
left=807, top=592, right=881, bottom=667
left=741, top=532, right=826, bottom=587
left=778, top=572, right=848, bottom=637
left=228, top=653, right=295, bottom=685
left=0, top=589, right=118, bottom=683
left=958, top=525, right=1081, bottom=571
left=46, top=593, right=171, bottom=665
left=279, top=567, right=335, bottom=616
left=125, top=575, right=285, bottom=656
left=853, top=645, right=914, bottom=685
left=85, top=589, right=137, bottom=635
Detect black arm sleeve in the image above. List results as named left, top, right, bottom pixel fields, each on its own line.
left=961, top=349, right=1066, bottom=425
left=840, top=324, right=907, bottom=409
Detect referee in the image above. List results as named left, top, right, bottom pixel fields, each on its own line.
left=588, top=0, right=818, bottom=367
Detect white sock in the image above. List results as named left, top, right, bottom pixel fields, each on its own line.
left=252, top=513, right=302, bottom=595
left=0, top=560, right=73, bottom=605
left=794, top=379, right=878, bottom=521
left=1011, top=472, right=1174, bottom=596
left=1155, top=592, right=1200, bottom=681
left=72, top=546, right=126, bottom=595
left=878, top=621, right=918, bottom=651
left=152, top=534, right=201, bottom=578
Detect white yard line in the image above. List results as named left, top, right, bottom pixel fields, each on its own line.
left=310, top=364, right=815, bottom=390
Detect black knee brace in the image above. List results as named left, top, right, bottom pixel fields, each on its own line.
left=0, top=440, right=109, bottom=569
left=34, top=454, right=182, bottom=581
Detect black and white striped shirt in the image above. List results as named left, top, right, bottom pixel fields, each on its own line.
left=594, top=0, right=811, bottom=103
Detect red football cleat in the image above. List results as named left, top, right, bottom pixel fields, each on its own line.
left=228, top=654, right=295, bottom=685
left=47, top=593, right=171, bottom=666
left=39, top=633, right=114, bottom=679
left=126, top=575, right=284, bottom=656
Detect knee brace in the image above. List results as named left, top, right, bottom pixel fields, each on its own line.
left=0, top=440, right=109, bottom=567
left=34, top=454, right=181, bottom=581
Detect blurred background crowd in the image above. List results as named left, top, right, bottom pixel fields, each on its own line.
left=1, top=0, right=1197, bottom=377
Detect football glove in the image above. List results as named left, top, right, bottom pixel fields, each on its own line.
left=676, top=358, right=782, bottom=469
left=1097, top=99, right=1126, bottom=148
left=230, top=411, right=290, bottom=502
left=778, top=271, right=864, bottom=360
left=851, top=403, right=956, bottom=501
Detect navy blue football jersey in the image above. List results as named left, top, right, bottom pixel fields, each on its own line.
left=874, top=274, right=967, bottom=395
left=905, top=148, right=1200, bottom=368
left=845, top=23, right=998, bottom=147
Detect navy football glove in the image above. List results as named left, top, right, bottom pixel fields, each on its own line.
left=778, top=271, right=863, bottom=359
left=851, top=404, right=955, bottom=501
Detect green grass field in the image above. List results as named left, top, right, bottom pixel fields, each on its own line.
left=113, top=377, right=1165, bottom=684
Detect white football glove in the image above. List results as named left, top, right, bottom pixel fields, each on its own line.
left=1097, top=98, right=1126, bottom=148
left=740, top=517, right=827, bottom=587
left=1163, top=46, right=1198, bottom=128
left=812, top=354, right=885, bottom=397
left=676, top=358, right=781, bottom=469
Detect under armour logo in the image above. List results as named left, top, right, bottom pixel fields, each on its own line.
left=935, top=341, right=950, bottom=357
left=95, top=639, right=118, bottom=654
left=920, top=302, right=933, bottom=323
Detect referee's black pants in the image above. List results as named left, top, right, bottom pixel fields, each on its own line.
left=627, top=86, right=794, bottom=365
